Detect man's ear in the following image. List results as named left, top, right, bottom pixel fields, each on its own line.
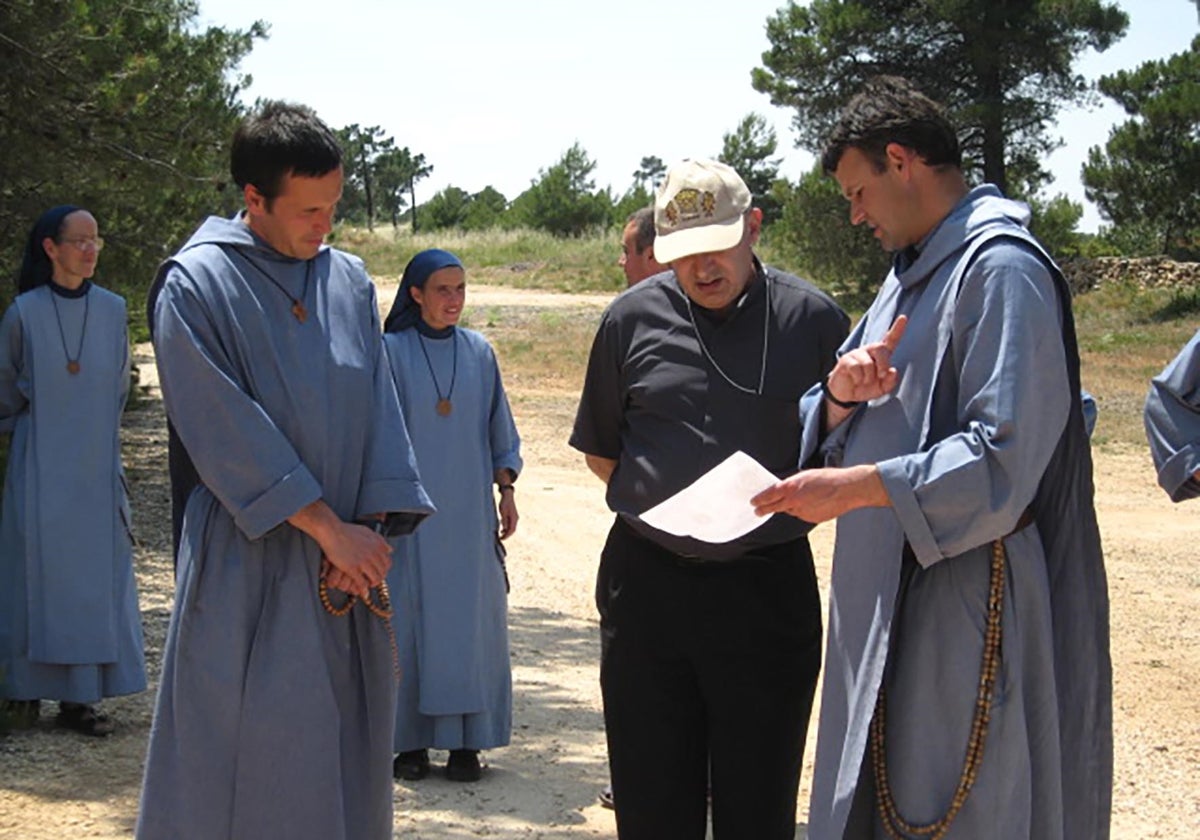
left=884, top=142, right=918, bottom=178
left=244, top=183, right=267, bottom=216
left=746, top=207, right=764, bottom=245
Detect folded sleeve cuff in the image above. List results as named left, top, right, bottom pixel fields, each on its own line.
left=492, top=454, right=523, bottom=477
left=356, top=478, right=437, bottom=522
left=1159, top=445, right=1200, bottom=502
left=877, top=456, right=942, bottom=567
left=234, top=465, right=323, bottom=541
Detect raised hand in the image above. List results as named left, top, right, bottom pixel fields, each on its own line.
left=826, top=315, right=908, bottom=406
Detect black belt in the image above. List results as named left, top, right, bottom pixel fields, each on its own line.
left=1007, top=507, right=1035, bottom=538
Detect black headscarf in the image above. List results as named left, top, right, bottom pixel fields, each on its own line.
left=383, top=248, right=464, bottom=333
left=18, top=205, right=82, bottom=294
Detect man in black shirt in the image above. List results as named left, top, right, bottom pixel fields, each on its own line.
left=571, top=158, right=849, bottom=839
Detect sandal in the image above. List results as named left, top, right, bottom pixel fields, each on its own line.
left=55, top=702, right=114, bottom=737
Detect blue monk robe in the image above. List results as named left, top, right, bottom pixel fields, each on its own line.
left=0, top=282, right=145, bottom=703
left=802, top=187, right=1110, bottom=839
left=383, top=325, right=521, bottom=752
left=1144, top=328, right=1200, bottom=502
left=136, top=216, right=434, bottom=840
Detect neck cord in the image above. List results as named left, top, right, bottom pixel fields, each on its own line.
left=417, top=329, right=458, bottom=413
left=235, top=248, right=312, bottom=323
left=684, top=275, right=771, bottom=396
left=49, top=286, right=90, bottom=375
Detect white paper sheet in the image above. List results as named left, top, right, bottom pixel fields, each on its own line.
left=638, top=450, right=779, bottom=544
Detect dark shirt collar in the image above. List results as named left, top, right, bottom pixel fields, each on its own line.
left=48, top=279, right=91, bottom=299
left=416, top=321, right=456, bottom=340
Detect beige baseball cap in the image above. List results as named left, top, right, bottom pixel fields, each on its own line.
left=653, top=158, right=752, bottom=263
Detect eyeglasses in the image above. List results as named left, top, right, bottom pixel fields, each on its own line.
left=62, top=237, right=105, bottom=253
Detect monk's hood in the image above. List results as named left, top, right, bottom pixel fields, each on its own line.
left=896, top=185, right=1033, bottom=290
left=176, top=213, right=330, bottom=263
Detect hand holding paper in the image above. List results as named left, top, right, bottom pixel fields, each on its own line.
left=639, top=451, right=780, bottom=543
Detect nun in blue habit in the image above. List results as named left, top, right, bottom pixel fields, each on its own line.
left=1144, top=328, right=1200, bottom=502
left=383, top=249, right=522, bottom=783
left=0, top=205, right=145, bottom=735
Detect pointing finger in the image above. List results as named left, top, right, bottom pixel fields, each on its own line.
left=882, top=314, right=908, bottom=353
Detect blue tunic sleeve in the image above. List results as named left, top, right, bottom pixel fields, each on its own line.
left=1144, top=328, right=1200, bottom=502
left=876, top=244, right=1070, bottom=566
left=0, top=304, right=27, bottom=433
left=797, top=309, right=872, bottom=469
left=153, top=266, right=323, bottom=540
left=486, top=343, right=522, bottom=478
left=355, top=285, right=434, bottom=524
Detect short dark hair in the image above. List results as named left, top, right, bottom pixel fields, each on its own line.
left=626, top=206, right=656, bottom=253
left=230, top=101, right=342, bottom=206
left=821, top=76, right=961, bottom=174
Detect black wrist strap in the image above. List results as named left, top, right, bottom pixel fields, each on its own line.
left=821, top=376, right=861, bottom=410
left=497, top=483, right=515, bottom=492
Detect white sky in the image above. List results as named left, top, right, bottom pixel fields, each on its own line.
left=196, top=0, right=1197, bottom=232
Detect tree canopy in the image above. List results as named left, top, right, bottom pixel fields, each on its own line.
left=718, top=113, right=783, bottom=224
left=752, top=0, right=1128, bottom=194
left=632, top=156, right=666, bottom=193
left=770, top=165, right=891, bottom=307
left=1082, top=35, right=1200, bottom=258
left=335, top=126, right=431, bottom=232
left=510, top=143, right=611, bottom=237
left=0, top=0, right=264, bottom=319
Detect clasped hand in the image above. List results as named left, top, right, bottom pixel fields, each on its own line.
left=321, top=519, right=392, bottom=598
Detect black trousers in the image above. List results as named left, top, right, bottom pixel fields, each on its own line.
left=597, top=517, right=823, bottom=840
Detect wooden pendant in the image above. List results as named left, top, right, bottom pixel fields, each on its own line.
left=67, top=360, right=81, bottom=375
left=292, top=300, right=308, bottom=323
left=436, top=398, right=452, bottom=417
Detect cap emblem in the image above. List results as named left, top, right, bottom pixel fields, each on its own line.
left=663, top=188, right=716, bottom=227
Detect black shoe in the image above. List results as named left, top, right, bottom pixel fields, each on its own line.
left=55, top=702, right=113, bottom=737
left=393, top=748, right=430, bottom=781
left=3, top=699, right=40, bottom=730
left=445, top=749, right=483, bottom=782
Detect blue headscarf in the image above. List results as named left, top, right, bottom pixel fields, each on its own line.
left=384, top=248, right=464, bottom=333
left=18, top=205, right=83, bottom=294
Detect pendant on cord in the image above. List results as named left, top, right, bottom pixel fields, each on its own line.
left=67, top=361, right=80, bottom=375
left=291, top=300, right=308, bottom=323
left=436, top=398, right=452, bottom=417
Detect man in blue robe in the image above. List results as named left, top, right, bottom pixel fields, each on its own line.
left=754, top=77, right=1111, bottom=839
left=136, top=101, right=434, bottom=840
left=1144, top=328, right=1200, bottom=501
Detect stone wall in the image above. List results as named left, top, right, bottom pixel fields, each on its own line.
left=1061, top=257, right=1200, bottom=295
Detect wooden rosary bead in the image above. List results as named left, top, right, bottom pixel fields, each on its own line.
left=871, top=539, right=1007, bottom=840
left=319, top=574, right=400, bottom=683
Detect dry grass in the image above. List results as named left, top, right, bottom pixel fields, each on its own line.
left=333, top=225, right=628, bottom=293
left=463, top=305, right=598, bottom=389
left=1073, top=281, right=1200, bottom=451
left=333, top=224, right=798, bottom=296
